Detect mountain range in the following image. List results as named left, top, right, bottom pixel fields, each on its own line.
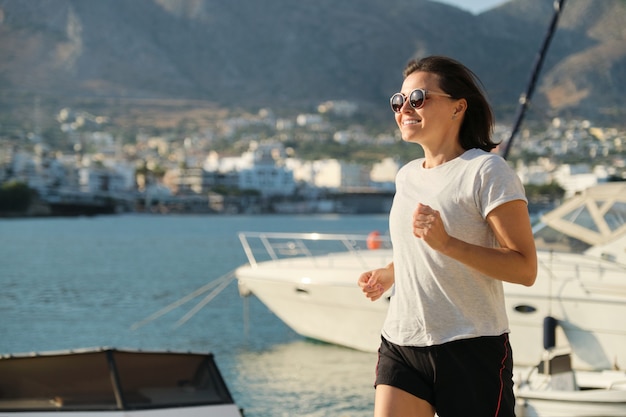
left=1, top=0, right=625, bottom=132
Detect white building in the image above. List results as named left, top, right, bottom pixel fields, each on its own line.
left=287, top=157, right=398, bottom=191
left=370, top=157, right=400, bottom=186
left=203, top=142, right=296, bottom=197
left=553, top=164, right=609, bottom=197
left=516, top=160, right=553, bottom=185
left=238, top=164, right=295, bottom=197
left=78, top=167, right=128, bottom=193
left=307, top=159, right=370, bottom=190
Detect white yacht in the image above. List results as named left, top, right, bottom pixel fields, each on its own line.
left=236, top=182, right=626, bottom=416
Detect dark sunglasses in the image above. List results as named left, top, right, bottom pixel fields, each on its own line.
left=390, top=88, right=451, bottom=113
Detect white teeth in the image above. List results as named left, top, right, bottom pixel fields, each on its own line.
left=403, top=119, right=420, bottom=125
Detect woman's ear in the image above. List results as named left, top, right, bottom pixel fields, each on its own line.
left=452, top=98, right=467, bottom=119
left=455, top=98, right=467, bottom=115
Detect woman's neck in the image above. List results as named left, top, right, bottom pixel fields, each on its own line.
left=422, top=144, right=465, bottom=169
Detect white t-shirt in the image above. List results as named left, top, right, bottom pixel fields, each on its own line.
left=382, top=148, right=527, bottom=347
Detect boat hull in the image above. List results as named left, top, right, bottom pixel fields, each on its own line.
left=237, top=251, right=392, bottom=352
left=515, top=378, right=626, bottom=417
left=0, top=404, right=241, bottom=417
left=237, top=248, right=626, bottom=370
left=515, top=393, right=626, bottom=417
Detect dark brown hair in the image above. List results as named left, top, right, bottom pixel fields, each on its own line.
left=403, top=56, right=497, bottom=152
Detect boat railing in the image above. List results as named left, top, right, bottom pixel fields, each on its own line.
left=238, top=231, right=391, bottom=268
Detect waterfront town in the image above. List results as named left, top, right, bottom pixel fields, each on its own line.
left=1, top=100, right=625, bottom=217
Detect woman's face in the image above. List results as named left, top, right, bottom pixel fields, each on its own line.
left=394, top=71, right=457, bottom=146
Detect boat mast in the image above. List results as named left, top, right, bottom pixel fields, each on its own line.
left=501, top=0, right=567, bottom=160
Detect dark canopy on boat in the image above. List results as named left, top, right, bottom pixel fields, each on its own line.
left=0, top=347, right=235, bottom=412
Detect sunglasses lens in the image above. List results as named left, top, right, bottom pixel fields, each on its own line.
left=390, top=93, right=404, bottom=112
left=409, top=89, right=425, bottom=109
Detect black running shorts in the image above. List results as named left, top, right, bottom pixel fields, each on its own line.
left=375, top=334, right=515, bottom=417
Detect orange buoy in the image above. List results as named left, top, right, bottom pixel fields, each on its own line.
left=366, top=230, right=382, bottom=250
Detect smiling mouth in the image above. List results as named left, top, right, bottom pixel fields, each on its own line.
left=402, top=119, right=421, bottom=126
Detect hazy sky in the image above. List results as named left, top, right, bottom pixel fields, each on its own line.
left=434, top=0, right=507, bottom=14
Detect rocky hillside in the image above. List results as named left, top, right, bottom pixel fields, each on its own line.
left=0, top=0, right=625, bottom=128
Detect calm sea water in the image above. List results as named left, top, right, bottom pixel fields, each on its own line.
left=0, top=213, right=390, bottom=417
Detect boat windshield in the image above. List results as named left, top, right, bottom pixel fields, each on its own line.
left=533, top=223, right=592, bottom=254
left=533, top=197, right=626, bottom=254
left=605, top=201, right=626, bottom=231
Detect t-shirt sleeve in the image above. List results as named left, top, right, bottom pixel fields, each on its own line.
left=477, top=154, right=527, bottom=218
